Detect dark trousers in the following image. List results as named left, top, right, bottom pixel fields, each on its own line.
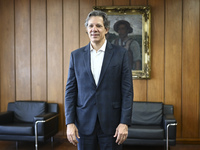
left=77, top=118, right=122, bottom=150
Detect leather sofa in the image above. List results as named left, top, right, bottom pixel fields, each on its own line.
left=0, top=101, right=59, bottom=150
left=124, top=101, right=177, bottom=149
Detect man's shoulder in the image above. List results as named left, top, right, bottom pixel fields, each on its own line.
left=71, top=44, right=89, bottom=54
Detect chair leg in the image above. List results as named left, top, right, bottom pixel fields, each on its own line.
left=166, top=123, right=177, bottom=150
left=16, top=141, right=18, bottom=150
left=35, top=139, right=38, bottom=150
left=51, top=136, right=54, bottom=148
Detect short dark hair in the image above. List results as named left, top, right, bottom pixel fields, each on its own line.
left=85, top=10, right=110, bottom=29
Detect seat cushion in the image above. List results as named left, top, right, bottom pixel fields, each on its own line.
left=132, top=102, right=163, bottom=125
left=0, top=123, right=34, bottom=135
left=128, top=125, right=164, bottom=139
left=14, top=101, right=46, bottom=123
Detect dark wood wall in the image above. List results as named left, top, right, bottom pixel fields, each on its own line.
left=0, top=0, right=199, bottom=142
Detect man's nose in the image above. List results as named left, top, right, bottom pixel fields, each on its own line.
left=91, top=26, right=98, bottom=31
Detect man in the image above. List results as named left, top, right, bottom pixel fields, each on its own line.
left=65, top=10, right=133, bottom=150
left=112, top=20, right=142, bottom=70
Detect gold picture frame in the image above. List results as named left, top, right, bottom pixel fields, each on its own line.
left=93, top=6, right=151, bottom=79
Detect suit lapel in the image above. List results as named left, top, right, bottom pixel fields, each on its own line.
left=97, top=42, right=114, bottom=87
left=83, top=43, right=96, bottom=86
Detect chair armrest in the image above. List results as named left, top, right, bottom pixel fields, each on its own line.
left=163, top=114, right=177, bottom=139
left=0, top=111, right=14, bottom=124
left=34, top=112, right=58, bottom=121
left=34, top=113, right=59, bottom=136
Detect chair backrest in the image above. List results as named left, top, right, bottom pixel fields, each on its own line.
left=8, top=101, right=47, bottom=123
left=47, top=103, right=59, bottom=113
left=131, top=101, right=163, bottom=125
left=163, top=104, right=174, bottom=115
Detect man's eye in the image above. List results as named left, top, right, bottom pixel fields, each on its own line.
left=96, top=25, right=102, bottom=28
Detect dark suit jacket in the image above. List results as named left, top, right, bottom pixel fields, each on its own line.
left=65, top=42, right=133, bottom=135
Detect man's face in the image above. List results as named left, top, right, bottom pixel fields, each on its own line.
left=86, top=16, right=108, bottom=44
left=117, top=24, right=128, bottom=39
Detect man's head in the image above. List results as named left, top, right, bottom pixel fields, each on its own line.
left=85, top=10, right=110, bottom=30
left=85, top=10, right=109, bottom=45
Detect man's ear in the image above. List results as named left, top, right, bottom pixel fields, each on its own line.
left=105, top=28, right=109, bottom=34
left=86, top=28, right=88, bottom=34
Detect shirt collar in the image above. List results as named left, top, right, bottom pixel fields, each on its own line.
left=90, top=40, right=107, bottom=52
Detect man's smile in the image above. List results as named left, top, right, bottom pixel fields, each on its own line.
left=91, top=33, right=99, bottom=36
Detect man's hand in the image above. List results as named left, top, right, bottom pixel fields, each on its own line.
left=113, top=123, right=128, bottom=145
left=66, top=123, right=80, bottom=146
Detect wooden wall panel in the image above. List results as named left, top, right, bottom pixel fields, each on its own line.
left=63, top=0, right=79, bottom=134
left=131, top=0, right=147, bottom=5
left=182, top=0, right=199, bottom=138
left=165, top=0, right=182, bottom=138
left=47, top=0, right=63, bottom=102
left=131, top=0, right=148, bottom=102
left=63, top=0, right=79, bottom=85
left=15, top=0, right=31, bottom=100
left=31, top=0, right=47, bottom=100
left=96, top=0, right=113, bottom=6
left=114, top=0, right=130, bottom=6
left=147, top=0, right=164, bottom=103
left=47, top=0, right=63, bottom=134
left=0, top=0, right=15, bottom=111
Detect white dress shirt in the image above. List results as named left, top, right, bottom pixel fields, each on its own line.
left=90, top=40, right=107, bottom=85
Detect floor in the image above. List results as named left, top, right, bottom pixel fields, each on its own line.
left=0, top=137, right=200, bottom=150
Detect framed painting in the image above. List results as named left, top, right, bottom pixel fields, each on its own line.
left=93, top=6, right=151, bottom=79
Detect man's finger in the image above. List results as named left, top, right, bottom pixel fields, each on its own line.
left=75, top=129, right=80, bottom=139
left=115, top=133, right=122, bottom=144
left=113, top=129, right=118, bottom=138
left=69, top=135, right=78, bottom=146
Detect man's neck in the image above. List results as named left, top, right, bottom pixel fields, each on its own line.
left=91, top=39, right=106, bottom=52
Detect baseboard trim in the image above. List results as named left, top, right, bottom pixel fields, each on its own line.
left=177, top=138, right=200, bottom=144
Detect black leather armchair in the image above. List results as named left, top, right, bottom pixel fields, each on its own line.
left=0, top=101, right=59, bottom=150
left=124, top=101, right=177, bottom=150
